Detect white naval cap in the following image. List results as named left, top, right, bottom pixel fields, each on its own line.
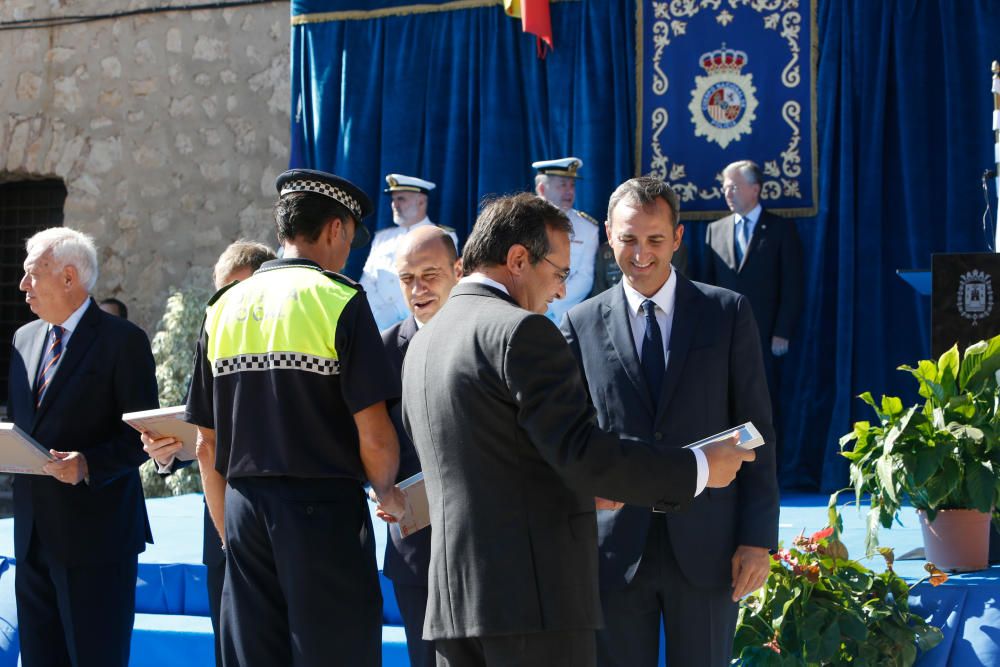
left=531, top=156, right=584, bottom=179
left=384, top=174, right=437, bottom=194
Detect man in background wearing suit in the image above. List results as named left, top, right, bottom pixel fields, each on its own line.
left=703, top=160, right=803, bottom=407
left=142, top=239, right=276, bottom=667
left=8, top=227, right=159, bottom=667
left=561, top=177, right=779, bottom=667
left=400, top=192, right=755, bottom=667
left=381, top=226, right=462, bottom=667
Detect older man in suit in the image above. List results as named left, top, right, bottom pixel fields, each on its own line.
left=703, top=160, right=803, bottom=393
left=8, top=227, right=159, bottom=667
left=561, top=177, right=779, bottom=667
left=399, top=193, right=755, bottom=667
left=381, top=226, right=462, bottom=667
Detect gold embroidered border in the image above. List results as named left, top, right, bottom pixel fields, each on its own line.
left=291, top=0, right=576, bottom=25
left=635, top=0, right=819, bottom=219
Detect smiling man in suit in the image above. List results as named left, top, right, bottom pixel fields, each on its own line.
left=703, top=160, right=803, bottom=395
left=8, top=227, right=159, bottom=667
left=381, top=225, right=462, bottom=666
left=400, top=192, right=755, bottom=667
left=561, top=177, right=779, bottom=667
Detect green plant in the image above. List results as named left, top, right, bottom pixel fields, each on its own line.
left=141, top=281, right=213, bottom=498
left=733, top=505, right=944, bottom=666
left=839, top=336, right=1000, bottom=552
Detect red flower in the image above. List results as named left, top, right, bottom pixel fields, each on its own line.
left=811, top=526, right=835, bottom=541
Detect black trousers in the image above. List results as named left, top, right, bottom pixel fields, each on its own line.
left=221, top=477, right=383, bottom=667
left=392, top=582, right=435, bottom=667
left=436, top=629, right=596, bottom=667
left=15, top=533, right=137, bottom=667
left=205, top=556, right=225, bottom=666
left=595, top=518, right=738, bottom=667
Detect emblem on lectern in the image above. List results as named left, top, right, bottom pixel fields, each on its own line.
left=957, top=270, right=994, bottom=324
left=689, top=45, right=758, bottom=149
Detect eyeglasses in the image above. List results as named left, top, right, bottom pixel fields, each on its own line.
left=722, top=184, right=742, bottom=194
left=542, top=256, right=571, bottom=284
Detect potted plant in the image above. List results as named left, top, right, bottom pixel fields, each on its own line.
left=733, top=506, right=945, bottom=666
left=839, top=335, right=1000, bottom=570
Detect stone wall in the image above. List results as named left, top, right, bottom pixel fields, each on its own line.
left=0, top=0, right=291, bottom=332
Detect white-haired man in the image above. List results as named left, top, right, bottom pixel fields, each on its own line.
left=8, top=227, right=159, bottom=666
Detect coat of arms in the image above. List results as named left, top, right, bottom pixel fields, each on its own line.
left=688, top=45, right=758, bottom=149
left=957, top=270, right=994, bottom=325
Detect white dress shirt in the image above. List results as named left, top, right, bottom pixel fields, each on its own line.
left=621, top=272, right=708, bottom=496
left=735, top=202, right=762, bottom=255
left=460, top=273, right=510, bottom=296
left=48, top=297, right=91, bottom=347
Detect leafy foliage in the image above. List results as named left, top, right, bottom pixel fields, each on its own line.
left=733, top=505, right=944, bottom=666
left=141, top=281, right=213, bottom=498
left=839, top=336, right=1000, bottom=552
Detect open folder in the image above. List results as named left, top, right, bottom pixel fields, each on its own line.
left=683, top=422, right=765, bottom=451
left=390, top=472, right=430, bottom=540
left=0, top=423, right=54, bottom=474
left=121, top=406, right=198, bottom=461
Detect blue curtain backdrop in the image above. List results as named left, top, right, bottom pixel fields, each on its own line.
left=289, top=0, right=1000, bottom=492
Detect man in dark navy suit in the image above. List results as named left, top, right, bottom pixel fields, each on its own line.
left=380, top=225, right=462, bottom=667
left=8, top=227, right=158, bottom=667
left=703, top=160, right=803, bottom=396
left=561, top=178, right=779, bottom=667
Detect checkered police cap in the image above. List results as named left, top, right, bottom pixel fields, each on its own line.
left=275, top=169, right=374, bottom=247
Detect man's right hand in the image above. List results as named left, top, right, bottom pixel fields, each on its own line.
left=140, top=432, right=183, bottom=467
left=369, top=485, right=407, bottom=524
left=702, top=434, right=756, bottom=488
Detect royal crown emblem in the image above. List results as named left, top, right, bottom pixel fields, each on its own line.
left=688, top=45, right=758, bottom=149
left=957, top=270, right=994, bottom=325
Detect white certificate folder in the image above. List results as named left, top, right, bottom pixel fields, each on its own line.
left=390, top=472, right=431, bottom=540
left=121, top=406, right=198, bottom=461
left=0, top=423, right=54, bottom=474
left=684, top=422, right=765, bottom=451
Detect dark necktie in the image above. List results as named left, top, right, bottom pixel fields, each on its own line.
left=640, top=300, right=665, bottom=404
left=735, top=217, right=749, bottom=265
left=35, top=325, right=64, bottom=407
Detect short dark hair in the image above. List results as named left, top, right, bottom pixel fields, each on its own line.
left=607, top=177, right=681, bottom=229
left=99, top=297, right=128, bottom=320
left=461, top=193, right=571, bottom=274
left=273, top=192, right=356, bottom=244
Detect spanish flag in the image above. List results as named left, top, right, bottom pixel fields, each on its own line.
left=504, top=0, right=552, bottom=56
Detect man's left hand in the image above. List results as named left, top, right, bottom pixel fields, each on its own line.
left=44, top=450, right=88, bottom=485
left=731, top=544, right=771, bottom=601
left=771, top=336, right=790, bottom=357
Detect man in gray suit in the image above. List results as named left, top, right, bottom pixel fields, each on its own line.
left=399, top=193, right=755, bottom=667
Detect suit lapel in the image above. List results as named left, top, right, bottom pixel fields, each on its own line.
left=397, top=315, right=418, bottom=355
left=14, top=320, right=48, bottom=422
left=601, top=286, right=654, bottom=417
left=34, top=300, right=100, bottom=426
left=739, top=211, right=769, bottom=272
left=655, top=276, right=700, bottom=422
left=717, top=215, right=738, bottom=272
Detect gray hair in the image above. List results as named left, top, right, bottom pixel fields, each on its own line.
left=723, top=160, right=763, bottom=186
left=213, top=240, right=276, bottom=289
left=607, top=177, right=681, bottom=229
left=25, top=227, right=99, bottom=292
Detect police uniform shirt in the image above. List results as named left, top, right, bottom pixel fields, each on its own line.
left=360, top=218, right=459, bottom=331
left=546, top=208, right=599, bottom=323
left=186, top=258, right=399, bottom=481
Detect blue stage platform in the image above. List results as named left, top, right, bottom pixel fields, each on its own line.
left=0, top=493, right=993, bottom=666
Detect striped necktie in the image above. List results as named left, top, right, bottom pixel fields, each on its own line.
left=35, top=325, right=64, bottom=407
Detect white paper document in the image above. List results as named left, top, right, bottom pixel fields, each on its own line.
left=121, top=406, right=198, bottom=461
left=683, top=422, right=764, bottom=451
left=390, top=472, right=430, bottom=540
left=0, top=423, right=54, bottom=474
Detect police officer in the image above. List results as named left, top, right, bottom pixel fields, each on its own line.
left=533, top=157, right=600, bottom=322
left=186, top=169, right=406, bottom=667
left=361, top=173, right=459, bottom=330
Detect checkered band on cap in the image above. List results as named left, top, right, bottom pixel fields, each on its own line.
left=213, top=352, right=340, bottom=377
left=280, top=179, right=362, bottom=219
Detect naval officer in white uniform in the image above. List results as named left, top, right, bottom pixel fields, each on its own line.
left=533, top=156, right=599, bottom=323
left=361, top=174, right=459, bottom=330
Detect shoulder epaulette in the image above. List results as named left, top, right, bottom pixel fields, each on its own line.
left=578, top=211, right=600, bottom=226
left=207, top=280, right=239, bottom=306
left=321, top=270, right=363, bottom=292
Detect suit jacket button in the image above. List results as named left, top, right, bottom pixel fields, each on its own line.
left=654, top=432, right=663, bottom=441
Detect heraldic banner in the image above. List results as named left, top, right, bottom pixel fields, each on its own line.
left=638, top=0, right=818, bottom=218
